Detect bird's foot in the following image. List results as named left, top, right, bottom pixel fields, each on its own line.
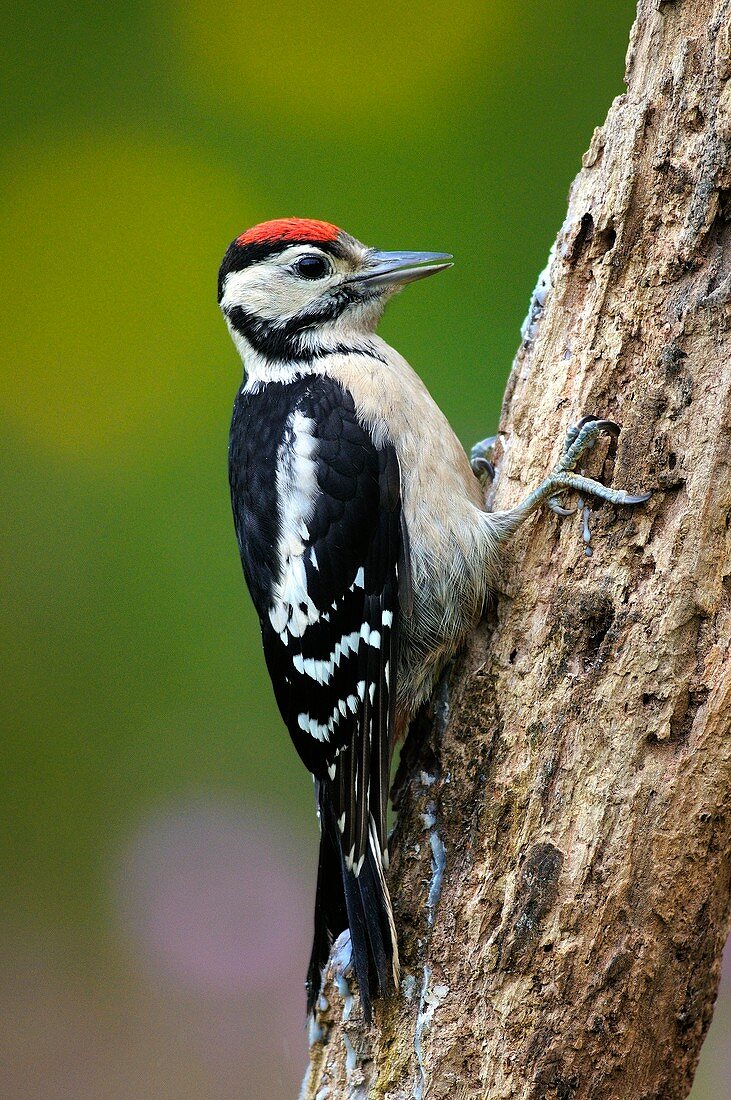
left=544, top=415, right=652, bottom=510
left=483, top=415, right=651, bottom=548
left=470, top=435, right=497, bottom=484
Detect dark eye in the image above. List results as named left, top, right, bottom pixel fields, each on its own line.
left=293, top=254, right=330, bottom=280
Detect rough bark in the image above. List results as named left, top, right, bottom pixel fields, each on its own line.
left=302, top=2, right=731, bottom=1097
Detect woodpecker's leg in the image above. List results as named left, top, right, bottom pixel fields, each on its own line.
left=490, top=416, right=651, bottom=538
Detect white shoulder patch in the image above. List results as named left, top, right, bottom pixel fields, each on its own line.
left=268, top=409, right=321, bottom=642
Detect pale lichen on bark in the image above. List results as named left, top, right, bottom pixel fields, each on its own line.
left=302, top=1, right=731, bottom=1096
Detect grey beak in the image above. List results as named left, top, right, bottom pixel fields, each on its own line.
left=350, top=250, right=453, bottom=291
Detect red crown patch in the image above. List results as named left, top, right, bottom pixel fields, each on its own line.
left=236, top=218, right=341, bottom=247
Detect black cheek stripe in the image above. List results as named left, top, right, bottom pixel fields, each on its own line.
left=225, top=302, right=388, bottom=366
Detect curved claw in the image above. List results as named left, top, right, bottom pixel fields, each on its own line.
left=620, top=491, right=652, bottom=505
left=573, top=414, right=621, bottom=435
left=471, top=456, right=495, bottom=480
left=591, top=418, right=621, bottom=438
left=563, top=417, right=622, bottom=469
left=546, top=494, right=577, bottom=516
left=575, top=414, right=602, bottom=429
left=564, top=416, right=619, bottom=456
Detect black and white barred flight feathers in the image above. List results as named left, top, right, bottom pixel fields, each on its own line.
left=229, top=374, right=403, bottom=1020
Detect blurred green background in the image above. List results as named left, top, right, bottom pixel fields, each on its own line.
left=2, top=2, right=728, bottom=1097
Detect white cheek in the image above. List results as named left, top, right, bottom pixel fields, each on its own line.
left=277, top=278, right=326, bottom=317
left=221, top=267, right=324, bottom=321
left=220, top=268, right=280, bottom=318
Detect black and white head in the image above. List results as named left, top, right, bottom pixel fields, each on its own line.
left=218, top=218, right=452, bottom=370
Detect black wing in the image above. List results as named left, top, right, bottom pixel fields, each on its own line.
left=262, top=381, right=401, bottom=870
left=230, top=375, right=404, bottom=1015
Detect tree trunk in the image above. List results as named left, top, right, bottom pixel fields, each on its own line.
left=302, top=2, right=731, bottom=1096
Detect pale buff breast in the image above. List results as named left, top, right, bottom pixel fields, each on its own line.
left=330, top=339, right=495, bottom=716
left=329, top=338, right=484, bottom=524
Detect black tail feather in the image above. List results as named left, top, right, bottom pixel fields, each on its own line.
left=306, top=798, right=347, bottom=1015
left=340, top=857, right=373, bottom=1020
left=308, top=786, right=397, bottom=1022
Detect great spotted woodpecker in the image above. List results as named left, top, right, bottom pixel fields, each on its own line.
left=219, top=218, right=649, bottom=1021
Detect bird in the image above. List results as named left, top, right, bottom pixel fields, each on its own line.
left=218, top=217, right=650, bottom=1022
